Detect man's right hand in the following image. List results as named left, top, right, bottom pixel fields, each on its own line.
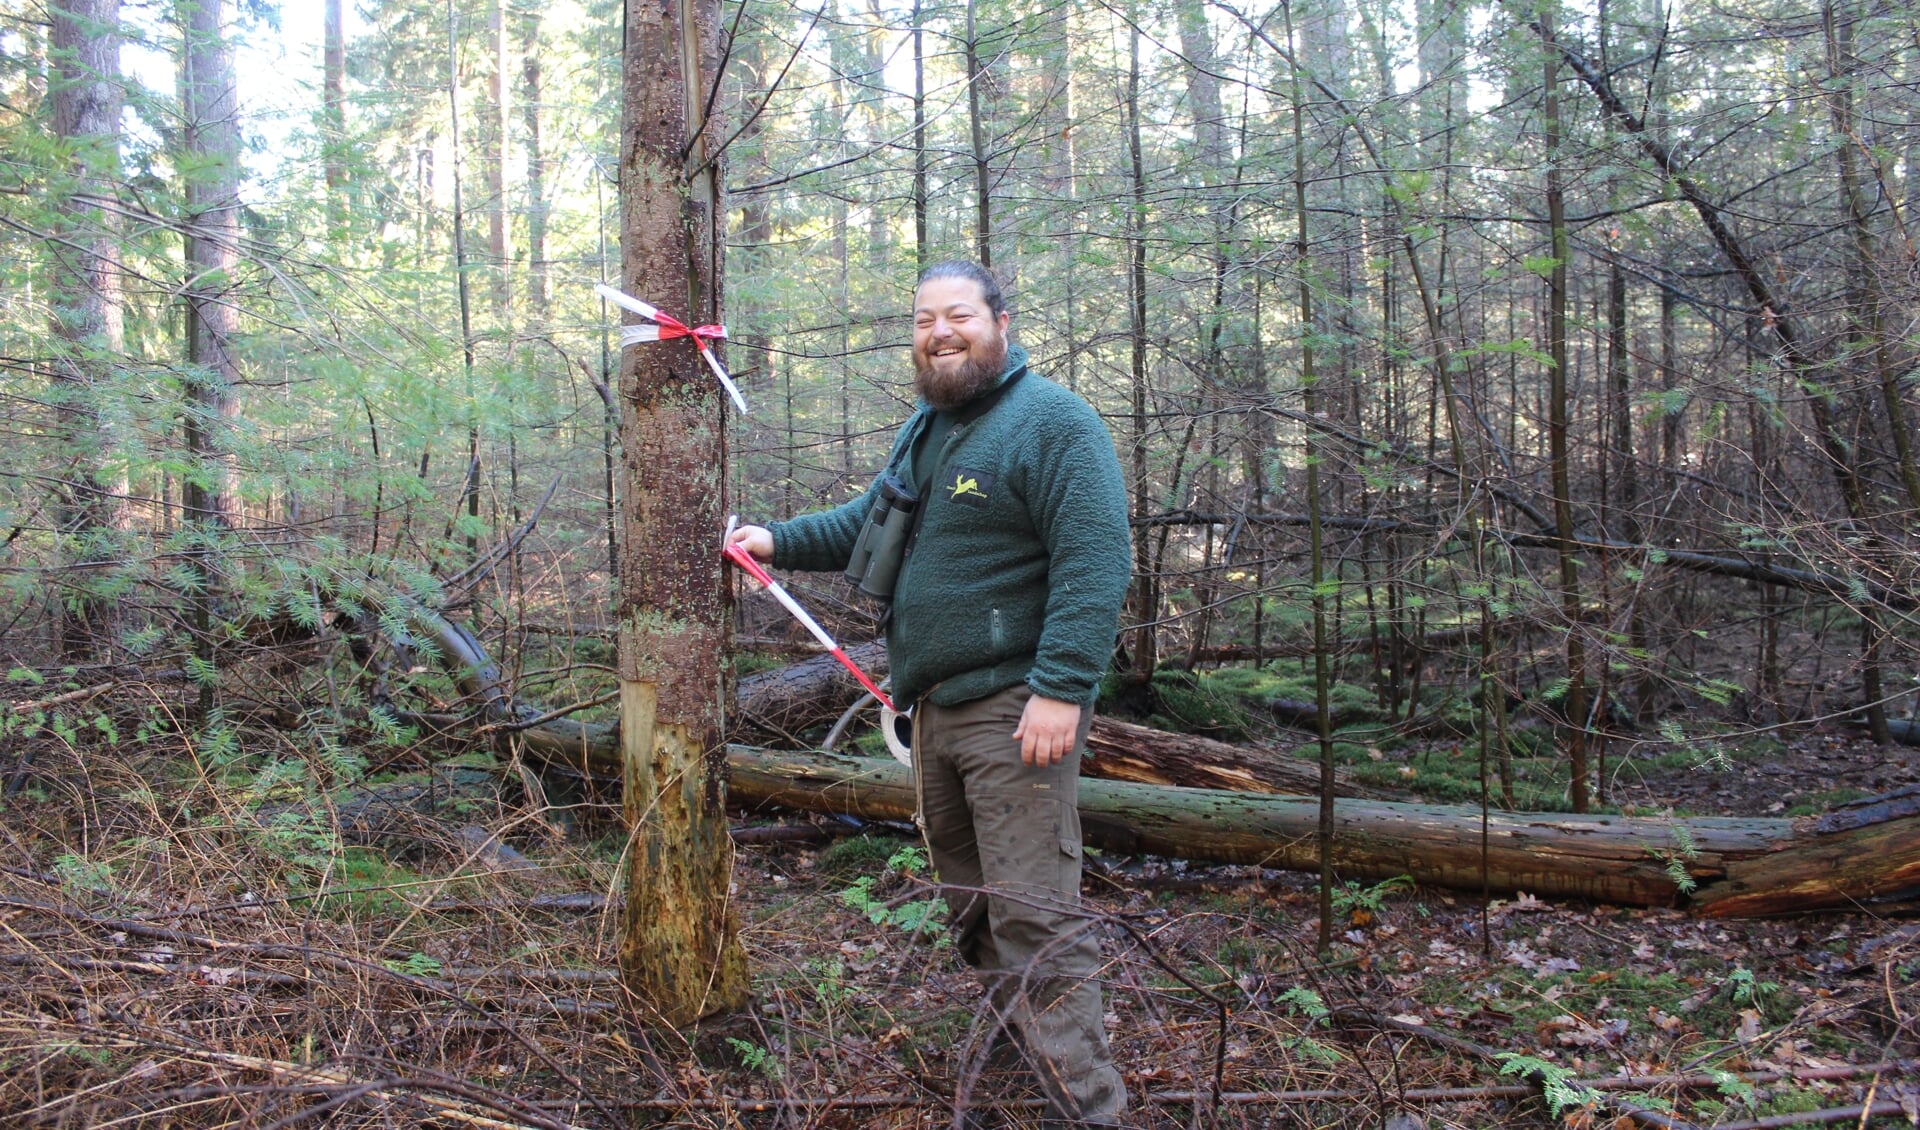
left=728, top=524, right=774, bottom=562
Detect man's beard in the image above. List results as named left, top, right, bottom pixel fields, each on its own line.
left=914, top=332, right=1007, bottom=411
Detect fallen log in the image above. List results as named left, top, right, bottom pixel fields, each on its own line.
left=367, top=597, right=1920, bottom=916
left=736, top=640, right=888, bottom=738
left=723, top=746, right=1920, bottom=917
left=733, top=640, right=1394, bottom=797
left=512, top=695, right=1399, bottom=800
left=1082, top=717, right=1399, bottom=799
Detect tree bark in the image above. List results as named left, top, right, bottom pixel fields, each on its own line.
left=484, top=0, right=511, bottom=316
left=615, top=0, right=747, bottom=1026
left=519, top=7, right=548, bottom=320
left=910, top=0, right=927, bottom=269
left=48, top=0, right=127, bottom=659
left=1542, top=10, right=1590, bottom=813
left=178, top=0, right=241, bottom=527
left=1120, top=19, right=1157, bottom=704
left=177, top=0, right=240, bottom=717
left=965, top=0, right=992, bottom=266
left=323, top=0, right=345, bottom=232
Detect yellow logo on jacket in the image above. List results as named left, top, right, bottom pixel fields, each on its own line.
left=946, top=465, right=996, bottom=509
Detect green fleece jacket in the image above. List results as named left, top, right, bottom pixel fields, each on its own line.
left=769, top=344, right=1132, bottom=708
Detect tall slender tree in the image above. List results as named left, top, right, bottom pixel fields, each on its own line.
left=178, top=0, right=241, bottom=531
left=323, top=0, right=346, bottom=235
left=48, top=0, right=127, bottom=658
left=1541, top=8, right=1590, bottom=812
left=616, top=0, right=748, bottom=1027
left=520, top=5, right=548, bottom=320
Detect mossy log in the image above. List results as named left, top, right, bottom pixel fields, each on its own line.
left=722, top=746, right=1920, bottom=917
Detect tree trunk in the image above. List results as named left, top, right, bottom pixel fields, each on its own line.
left=1120, top=19, right=1157, bottom=706
left=725, top=747, right=1920, bottom=917
left=48, top=0, right=127, bottom=659
left=1542, top=11, right=1590, bottom=813
left=484, top=0, right=511, bottom=317
left=445, top=0, right=479, bottom=559
left=1283, top=0, right=1338, bottom=950
left=911, top=0, right=927, bottom=269
left=178, top=0, right=241, bottom=527
left=519, top=8, right=548, bottom=320
left=965, top=0, right=992, bottom=266
left=177, top=0, right=240, bottom=716
left=615, top=0, right=747, bottom=1026
left=323, top=0, right=345, bottom=234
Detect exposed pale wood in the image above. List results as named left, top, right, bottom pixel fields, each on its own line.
left=612, top=0, right=746, bottom=1026
left=1690, top=787, right=1920, bottom=916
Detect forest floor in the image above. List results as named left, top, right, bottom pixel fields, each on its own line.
left=1, top=713, right=1916, bottom=1129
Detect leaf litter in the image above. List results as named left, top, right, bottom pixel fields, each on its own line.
left=0, top=725, right=1914, bottom=1128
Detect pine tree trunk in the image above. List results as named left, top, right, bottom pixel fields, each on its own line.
left=519, top=8, right=548, bottom=320
left=323, top=0, right=345, bottom=234
left=1542, top=10, right=1590, bottom=812
left=615, top=0, right=747, bottom=1027
left=178, top=0, right=241, bottom=528
left=48, top=0, right=127, bottom=660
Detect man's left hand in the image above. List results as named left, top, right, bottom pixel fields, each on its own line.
left=1013, top=694, right=1082, bottom=767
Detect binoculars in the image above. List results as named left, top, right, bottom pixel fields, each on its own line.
left=843, top=474, right=920, bottom=600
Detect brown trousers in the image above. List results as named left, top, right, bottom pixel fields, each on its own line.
left=913, top=684, right=1125, bottom=1124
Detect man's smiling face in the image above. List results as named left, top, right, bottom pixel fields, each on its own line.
left=913, top=275, right=1010, bottom=410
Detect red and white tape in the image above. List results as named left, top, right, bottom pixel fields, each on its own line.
left=594, top=282, right=748, bottom=414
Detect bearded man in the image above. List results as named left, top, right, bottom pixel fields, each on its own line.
left=729, top=260, right=1132, bottom=1125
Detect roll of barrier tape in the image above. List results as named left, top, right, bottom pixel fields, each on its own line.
left=880, top=704, right=913, bottom=765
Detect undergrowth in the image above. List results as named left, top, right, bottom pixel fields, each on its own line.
left=1, top=695, right=1913, bottom=1129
